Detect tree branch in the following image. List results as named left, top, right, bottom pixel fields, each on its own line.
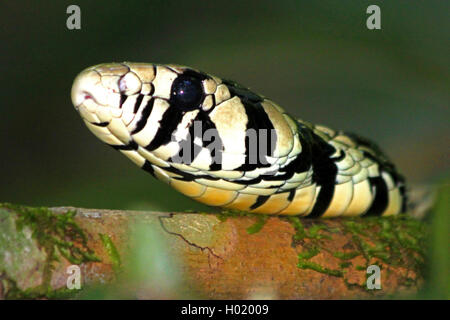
left=0, top=200, right=430, bottom=299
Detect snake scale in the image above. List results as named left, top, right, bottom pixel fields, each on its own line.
left=71, top=62, right=406, bottom=217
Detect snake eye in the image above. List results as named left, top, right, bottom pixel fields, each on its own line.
left=170, top=75, right=204, bottom=111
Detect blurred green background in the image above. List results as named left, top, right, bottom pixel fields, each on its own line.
left=0, top=1, right=448, bottom=212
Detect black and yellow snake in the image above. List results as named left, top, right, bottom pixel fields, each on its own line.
left=71, top=62, right=406, bottom=217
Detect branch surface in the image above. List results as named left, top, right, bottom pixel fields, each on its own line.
left=0, top=203, right=429, bottom=299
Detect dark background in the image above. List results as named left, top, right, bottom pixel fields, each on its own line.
left=1, top=1, right=448, bottom=212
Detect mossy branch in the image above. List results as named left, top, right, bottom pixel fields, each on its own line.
left=0, top=196, right=433, bottom=299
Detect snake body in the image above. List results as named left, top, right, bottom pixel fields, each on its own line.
left=71, top=62, right=406, bottom=217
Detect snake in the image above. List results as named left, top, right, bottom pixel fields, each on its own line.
left=71, top=62, right=406, bottom=217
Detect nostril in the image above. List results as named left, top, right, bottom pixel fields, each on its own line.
left=71, top=68, right=102, bottom=107
left=83, top=93, right=93, bottom=101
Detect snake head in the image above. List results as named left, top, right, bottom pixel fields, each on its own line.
left=71, top=62, right=285, bottom=171
left=70, top=62, right=223, bottom=159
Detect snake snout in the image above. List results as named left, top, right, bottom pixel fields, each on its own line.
left=71, top=67, right=121, bottom=113
left=71, top=69, right=99, bottom=109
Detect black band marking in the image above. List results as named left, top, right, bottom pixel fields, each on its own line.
left=145, top=107, right=184, bottom=151
left=308, top=131, right=338, bottom=217
left=91, top=122, right=109, bottom=127
left=203, top=113, right=224, bottom=171
left=133, top=94, right=144, bottom=114
left=142, top=160, right=155, bottom=177
left=399, top=184, right=407, bottom=213
left=222, top=79, right=263, bottom=103
left=223, top=79, right=273, bottom=172
left=110, top=140, right=138, bottom=151
left=131, top=98, right=154, bottom=135
left=364, top=176, right=389, bottom=216
left=149, top=83, right=155, bottom=96
left=170, top=111, right=223, bottom=170
left=308, top=183, right=335, bottom=218
left=262, top=127, right=312, bottom=183
left=164, top=165, right=221, bottom=182
left=288, top=189, right=296, bottom=202
left=174, top=118, right=203, bottom=166
left=250, top=195, right=270, bottom=210
left=119, top=94, right=127, bottom=108
left=344, top=131, right=406, bottom=213
left=235, top=101, right=276, bottom=172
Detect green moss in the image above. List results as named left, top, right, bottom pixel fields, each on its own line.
left=339, top=262, right=352, bottom=269
left=285, top=213, right=428, bottom=288
left=217, top=209, right=252, bottom=222
left=99, top=233, right=122, bottom=274
left=246, top=215, right=268, bottom=234
left=297, top=246, right=320, bottom=259
left=213, top=206, right=427, bottom=288
left=217, top=209, right=270, bottom=235
left=0, top=203, right=100, bottom=299
left=1, top=274, right=82, bottom=299
left=306, top=224, right=332, bottom=239
left=297, top=260, right=343, bottom=277
left=333, top=251, right=360, bottom=260
left=287, top=217, right=307, bottom=240
left=287, top=217, right=337, bottom=241
left=1, top=203, right=100, bottom=265
left=342, top=215, right=427, bottom=267
left=355, top=265, right=366, bottom=271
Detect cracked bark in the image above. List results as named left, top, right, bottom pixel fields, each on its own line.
left=0, top=191, right=432, bottom=299
left=159, top=215, right=223, bottom=261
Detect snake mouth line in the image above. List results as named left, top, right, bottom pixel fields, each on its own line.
left=75, top=93, right=102, bottom=109
left=90, top=121, right=110, bottom=127
left=77, top=94, right=129, bottom=127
